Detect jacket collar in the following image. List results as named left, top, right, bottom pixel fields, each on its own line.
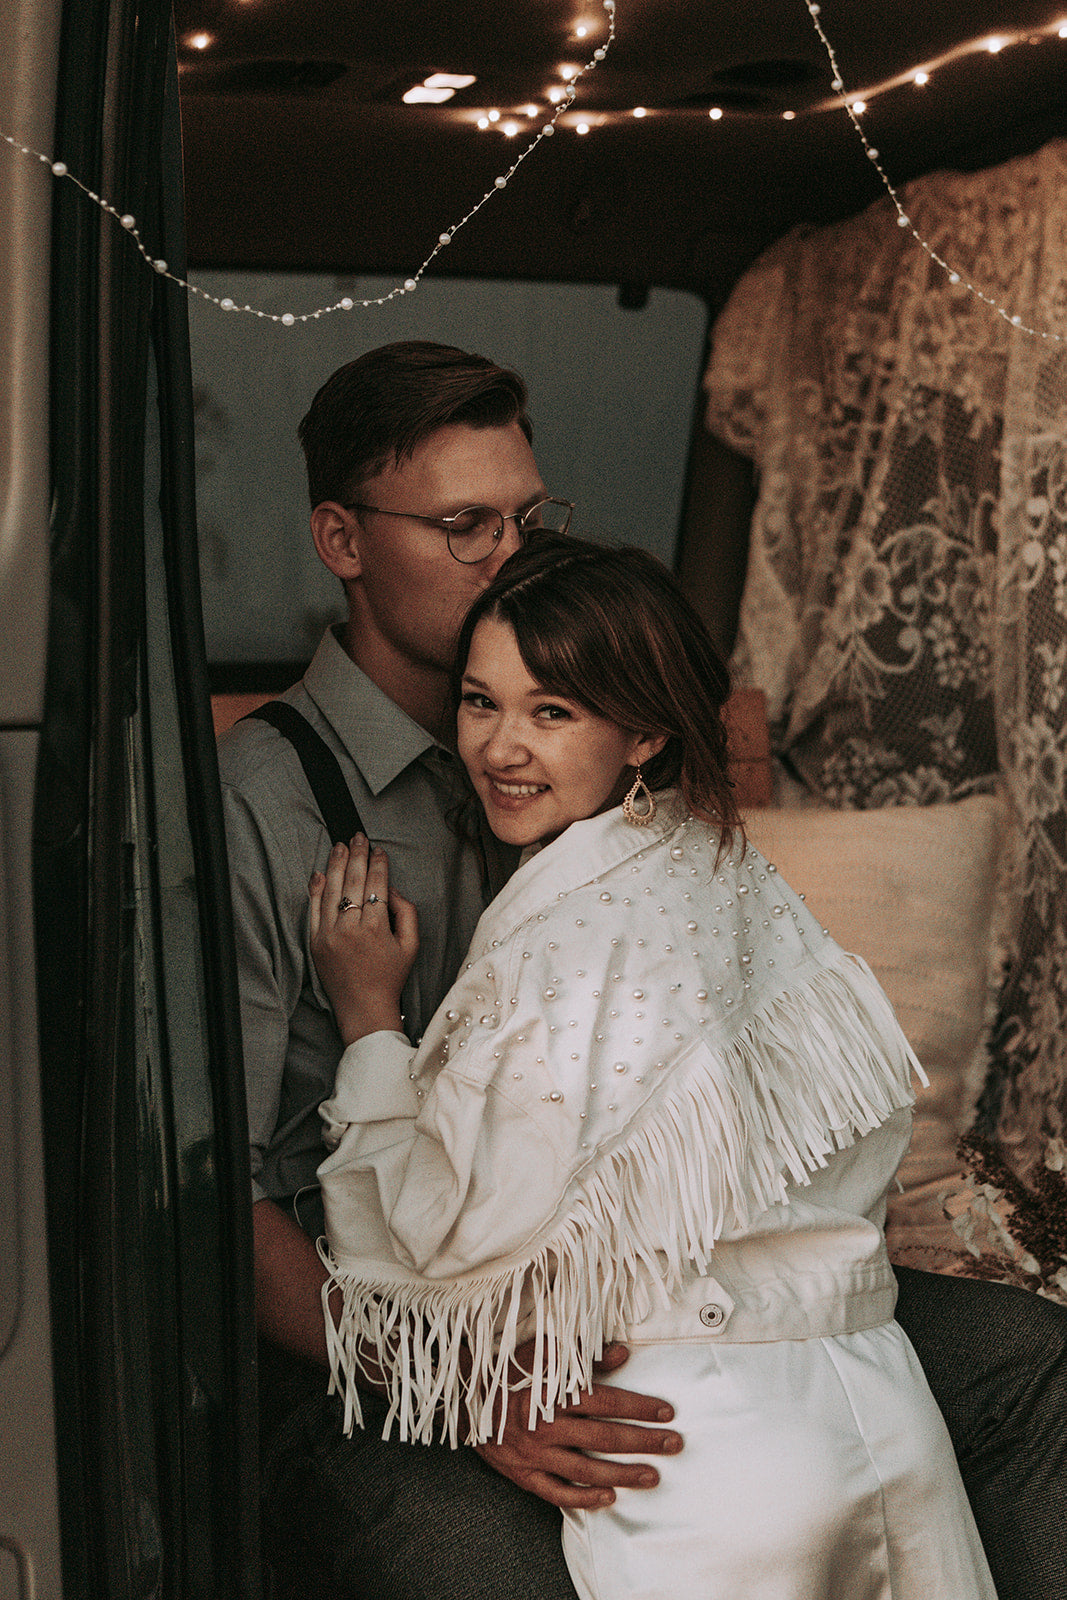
left=471, top=792, right=693, bottom=946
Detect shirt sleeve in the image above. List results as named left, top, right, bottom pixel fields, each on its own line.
left=220, top=775, right=305, bottom=1203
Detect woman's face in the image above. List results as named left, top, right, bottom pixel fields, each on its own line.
left=457, top=616, right=664, bottom=847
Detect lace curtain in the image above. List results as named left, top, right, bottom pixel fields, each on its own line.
left=704, top=140, right=1067, bottom=1287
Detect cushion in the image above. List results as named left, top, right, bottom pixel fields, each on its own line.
left=743, top=795, right=1005, bottom=1269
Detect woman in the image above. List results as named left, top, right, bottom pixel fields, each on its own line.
left=309, top=535, right=996, bottom=1600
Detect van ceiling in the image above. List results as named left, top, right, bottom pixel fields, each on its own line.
left=177, top=1, right=1067, bottom=305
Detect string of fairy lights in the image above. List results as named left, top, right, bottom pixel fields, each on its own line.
left=803, top=1, right=1066, bottom=342
left=0, top=0, right=1064, bottom=341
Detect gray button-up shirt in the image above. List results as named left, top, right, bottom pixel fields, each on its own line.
left=217, top=626, right=515, bottom=1215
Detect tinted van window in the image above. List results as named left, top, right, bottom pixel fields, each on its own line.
left=189, top=270, right=707, bottom=663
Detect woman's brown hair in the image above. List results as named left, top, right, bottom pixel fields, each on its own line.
left=453, top=535, right=742, bottom=852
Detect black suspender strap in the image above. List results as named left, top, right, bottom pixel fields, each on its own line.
left=246, top=700, right=366, bottom=846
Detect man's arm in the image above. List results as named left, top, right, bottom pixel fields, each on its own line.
left=253, top=1196, right=333, bottom=1367
left=254, top=1197, right=681, bottom=1507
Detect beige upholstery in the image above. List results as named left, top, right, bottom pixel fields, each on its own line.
left=744, top=796, right=1004, bottom=1271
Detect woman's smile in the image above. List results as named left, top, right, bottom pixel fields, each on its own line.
left=486, top=776, right=550, bottom=802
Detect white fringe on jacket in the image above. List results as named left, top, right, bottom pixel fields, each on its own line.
left=320, top=952, right=924, bottom=1446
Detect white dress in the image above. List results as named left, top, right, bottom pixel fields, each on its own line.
left=316, top=799, right=997, bottom=1600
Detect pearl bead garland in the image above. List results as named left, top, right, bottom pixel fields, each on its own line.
left=804, top=0, right=1064, bottom=343
left=12, top=0, right=1057, bottom=344
left=0, top=0, right=616, bottom=327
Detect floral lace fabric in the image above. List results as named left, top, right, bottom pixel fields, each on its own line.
left=704, top=140, right=1067, bottom=1284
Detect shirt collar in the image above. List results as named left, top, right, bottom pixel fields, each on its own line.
left=302, top=626, right=440, bottom=795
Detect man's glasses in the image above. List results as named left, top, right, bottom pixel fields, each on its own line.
left=343, top=496, right=574, bottom=564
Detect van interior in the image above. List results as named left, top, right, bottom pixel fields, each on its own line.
left=3, top=0, right=1066, bottom=1595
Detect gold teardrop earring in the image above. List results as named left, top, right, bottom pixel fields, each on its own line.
left=622, top=764, right=656, bottom=826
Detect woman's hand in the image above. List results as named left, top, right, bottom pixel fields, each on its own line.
left=309, top=835, right=419, bottom=1045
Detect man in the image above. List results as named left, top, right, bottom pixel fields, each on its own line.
left=219, top=340, right=1067, bottom=1600
left=218, top=342, right=681, bottom=1600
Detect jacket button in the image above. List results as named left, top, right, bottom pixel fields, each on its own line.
left=699, top=1303, right=726, bottom=1329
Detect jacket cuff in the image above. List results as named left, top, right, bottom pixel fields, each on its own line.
left=319, top=1030, right=418, bottom=1147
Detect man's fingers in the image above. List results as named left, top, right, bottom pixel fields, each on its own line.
left=567, top=1381, right=676, bottom=1425
left=592, top=1341, right=630, bottom=1375
left=505, top=1469, right=618, bottom=1511
left=476, top=1427, right=674, bottom=1507
left=474, top=1445, right=618, bottom=1509
left=551, top=1414, right=683, bottom=1457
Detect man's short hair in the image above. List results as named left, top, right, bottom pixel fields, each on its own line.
left=297, top=340, right=533, bottom=508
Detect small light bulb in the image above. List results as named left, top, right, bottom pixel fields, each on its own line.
left=576, top=121, right=590, bottom=134
left=633, top=105, right=647, bottom=118
left=850, top=99, right=866, bottom=114
left=709, top=106, right=723, bottom=120
left=782, top=109, right=796, bottom=120
left=424, top=73, right=477, bottom=90
left=913, top=71, right=929, bottom=86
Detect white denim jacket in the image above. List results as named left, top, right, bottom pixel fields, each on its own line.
left=317, top=798, right=923, bottom=1444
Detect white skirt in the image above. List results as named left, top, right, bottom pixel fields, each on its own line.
left=562, top=1323, right=997, bottom=1600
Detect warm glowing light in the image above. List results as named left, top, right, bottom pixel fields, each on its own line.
left=1059, top=22, right=1067, bottom=37
left=850, top=99, right=866, bottom=114
left=709, top=106, right=723, bottom=120
left=424, top=73, right=477, bottom=90
left=782, top=109, right=797, bottom=120
left=632, top=105, right=647, bottom=118
left=575, top=23, right=589, bottom=37
left=523, top=104, right=539, bottom=117
left=477, top=116, right=490, bottom=130
left=913, top=70, right=929, bottom=85
left=488, top=108, right=500, bottom=122
left=548, top=86, right=566, bottom=103
left=403, top=86, right=454, bottom=103
left=576, top=121, right=590, bottom=134
left=985, top=35, right=1005, bottom=52
left=560, top=64, right=580, bottom=80
left=502, top=121, right=520, bottom=136
left=187, top=31, right=212, bottom=49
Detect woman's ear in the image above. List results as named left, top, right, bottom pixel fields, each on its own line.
left=311, top=502, right=362, bottom=582
left=629, top=730, right=668, bottom=768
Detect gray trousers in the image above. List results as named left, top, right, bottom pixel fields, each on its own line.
left=260, top=1267, right=1067, bottom=1600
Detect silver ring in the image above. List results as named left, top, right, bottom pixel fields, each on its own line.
left=364, top=893, right=381, bottom=906
left=337, top=897, right=357, bottom=913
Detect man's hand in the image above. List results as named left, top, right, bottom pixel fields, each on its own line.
left=475, top=1343, right=682, bottom=1509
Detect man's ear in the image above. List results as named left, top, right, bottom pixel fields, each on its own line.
left=630, top=730, right=668, bottom=768
left=311, top=502, right=362, bottom=582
